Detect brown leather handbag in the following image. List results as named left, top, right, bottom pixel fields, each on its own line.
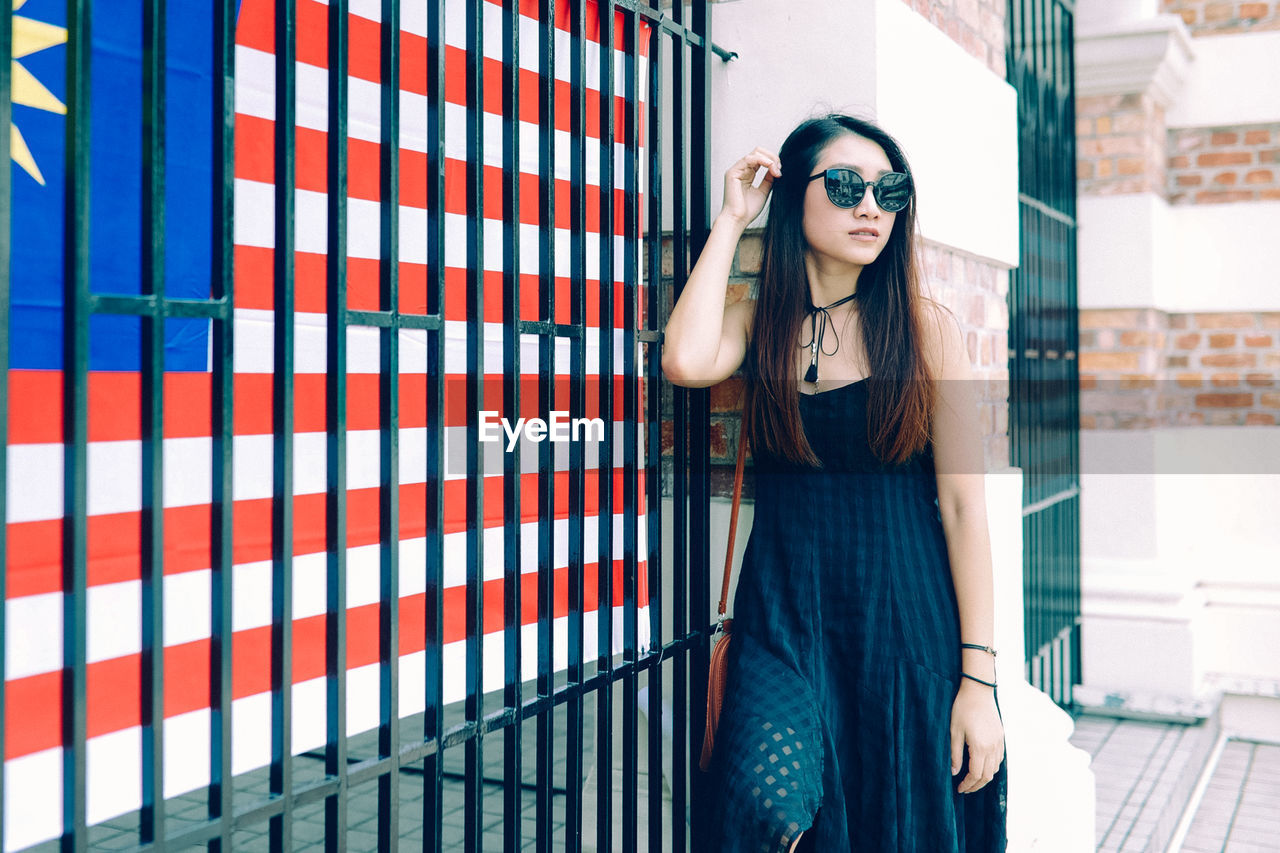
left=699, top=423, right=749, bottom=772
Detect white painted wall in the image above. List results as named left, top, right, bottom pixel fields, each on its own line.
left=702, top=0, right=1019, bottom=267
left=1075, top=0, right=1163, bottom=31
left=709, top=0, right=879, bottom=157
left=1152, top=432, right=1280, bottom=590
left=1080, top=428, right=1280, bottom=695
left=1080, top=437, right=1161, bottom=562
left=1083, top=432, right=1280, bottom=578
left=1077, top=194, right=1175, bottom=309
left=1166, top=202, right=1280, bottom=311
left=1078, top=196, right=1280, bottom=312
left=1165, top=31, right=1280, bottom=128
left=699, top=0, right=878, bottom=231
left=874, top=0, right=1020, bottom=267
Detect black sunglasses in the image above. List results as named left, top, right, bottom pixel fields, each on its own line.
left=806, top=168, right=913, bottom=213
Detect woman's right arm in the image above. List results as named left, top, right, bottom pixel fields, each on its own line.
left=660, top=148, right=781, bottom=388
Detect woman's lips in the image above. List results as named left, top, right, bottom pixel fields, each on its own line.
left=849, top=230, right=879, bottom=241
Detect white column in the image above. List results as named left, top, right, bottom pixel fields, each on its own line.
left=987, top=467, right=1097, bottom=852
left=1072, top=5, right=1206, bottom=703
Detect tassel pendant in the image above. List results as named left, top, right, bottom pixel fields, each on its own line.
left=802, top=291, right=856, bottom=386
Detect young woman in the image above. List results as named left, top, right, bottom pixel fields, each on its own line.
left=663, top=113, right=1008, bottom=852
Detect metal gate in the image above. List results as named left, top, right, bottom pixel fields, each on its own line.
left=1005, top=0, right=1083, bottom=712
left=1, top=0, right=718, bottom=850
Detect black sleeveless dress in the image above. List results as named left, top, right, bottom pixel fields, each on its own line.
left=708, top=378, right=1008, bottom=852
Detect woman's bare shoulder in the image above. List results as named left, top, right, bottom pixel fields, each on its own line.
left=919, top=297, right=965, bottom=378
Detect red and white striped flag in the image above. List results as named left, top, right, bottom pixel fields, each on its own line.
left=5, top=0, right=653, bottom=846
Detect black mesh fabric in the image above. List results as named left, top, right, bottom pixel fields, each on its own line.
left=705, top=379, right=1008, bottom=853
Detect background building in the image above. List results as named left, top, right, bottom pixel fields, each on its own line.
left=1074, top=0, right=1280, bottom=708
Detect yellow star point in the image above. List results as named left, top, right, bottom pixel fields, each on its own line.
left=10, top=2, right=68, bottom=184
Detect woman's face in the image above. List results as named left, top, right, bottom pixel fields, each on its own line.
left=801, top=133, right=898, bottom=273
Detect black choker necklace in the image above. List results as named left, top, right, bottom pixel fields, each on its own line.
left=800, top=291, right=858, bottom=384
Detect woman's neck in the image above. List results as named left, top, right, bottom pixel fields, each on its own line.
left=804, top=253, right=863, bottom=308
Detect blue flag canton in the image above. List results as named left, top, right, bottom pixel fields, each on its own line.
left=10, top=0, right=225, bottom=372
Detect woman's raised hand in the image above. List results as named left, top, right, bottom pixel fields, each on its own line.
left=719, top=147, right=782, bottom=229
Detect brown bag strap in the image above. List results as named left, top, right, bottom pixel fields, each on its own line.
left=717, top=420, right=748, bottom=619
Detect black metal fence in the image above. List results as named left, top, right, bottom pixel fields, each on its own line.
left=1005, top=0, right=1083, bottom=712
left=1, top=0, right=720, bottom=850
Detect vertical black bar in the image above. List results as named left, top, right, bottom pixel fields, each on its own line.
left=1011, top=0, right=1027, bottom=685
left=378, top=0, right=402, bottom=849
left=209, top=0, right=236, bottom=847
left=0, top=0, right=10, bottom=844
left=1019, top=190, right=1026, bottom=511
left=325, top=0, right=350, bottom=849
left=62, top=0, right=91, bottom=849
left=464, top=1, right=486, bottom=851
left=1054, top=591, right=1063, bottom=705
left=270, top=0, right=297, bottom=847
left=500, top=2, right=526, bottom=850
left=690, top=10, right=713, bottom=597
left=1053, top=1, right=1063, bottom=214
left=567, top=1, right=587, bottom=849
left=423, top=0, right=447, bottom=849
left=639, top=21, right=660, bottom=618
left=687, top=3, right=711, bottom=849
left=596, top=4, right=617, bottom=851
left=1029, top=205, right=1038, bottom=509
left=642, top=40, right=664, bottom=836
left=1020, top=0, right=1031, bottom=204
left=1066, top=0, right=1081, bottom=706
left=622, top=11, right=644, bottom=853
left=663, top=13, right=688, bottom=853
left=1032, top=0, right=1043, bottom=210
left=536, top=1, right=557, bottom=850
left=140, top=0, right=167, bottom=844
left=643, top=17, right=670, bottom=853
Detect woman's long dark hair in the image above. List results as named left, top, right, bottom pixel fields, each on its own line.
left=743, top=112, right=946, bottom=468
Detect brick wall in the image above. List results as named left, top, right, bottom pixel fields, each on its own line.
left=1080, top=309, right=1280, bottom=427
left=920, top=241, right=1011, bottom=470
left=901, top=0, right=1008, bottom=79
left=1076, top=93, right=1169, bottom=196
left=1161, top=1, right=1280, bottom=35
left=661, top=233, right=1012, bottom=495
left=1073, top=8, right=1280, bottom=434
left=1076, top=108, right=1280, bottom=205
left=1168, top=124, right=1280, bottom=204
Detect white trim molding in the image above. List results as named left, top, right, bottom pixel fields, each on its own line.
left=1077, top=195, right=1280, bottom=312
left=1080, top=429, right=1280, bottom=701
left=1166, top=30, right=1280, bottom=128
left=1075, top=14, right=1195, bottom=108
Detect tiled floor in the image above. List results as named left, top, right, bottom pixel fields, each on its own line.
left=1177, top=739, right=1280, bottom=853
left=19, top=671, right=670, bottom=852
left=29, top=695, right=1280, bottom=851
left=1069, top=714, right=1207, bottom=853
left=1068, top=713, right=1280, bottom=853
